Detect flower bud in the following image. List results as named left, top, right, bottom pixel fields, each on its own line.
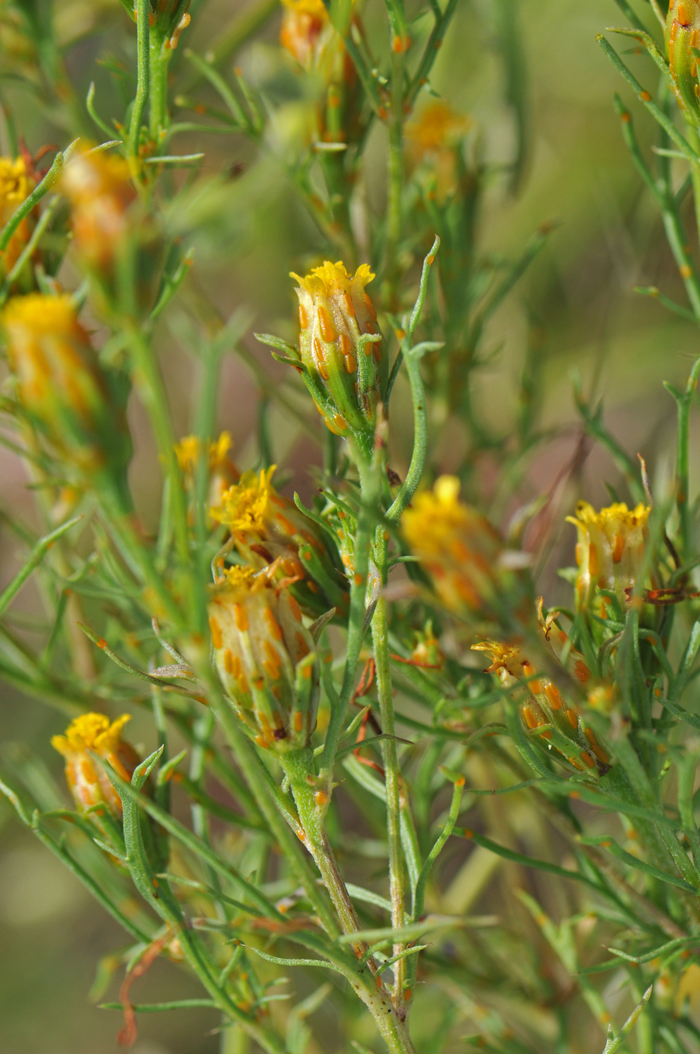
left=51, top=713, right=140, bottom=817
left=60, top=147, right=160, bottom=313
left=566, top=501, right=651, bottom=620
left=402, top=476, right=530, bottom=624
left=211, top=465, right=347, bottom=617
left=291, top=261, right=386, bottom=452
left=208, top=566, right=319, bottom=751
left=473, top=640, right=609, bottom=773
left=175, top=431, right=240, bottom=511
left=2, top=293, right=132, bottom=483
left=0, top=155, right=36, bottom=280
left=666, top=1, right=700, bottom=119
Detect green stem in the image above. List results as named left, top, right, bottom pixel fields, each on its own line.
left=282, top=748, right=365, bottom=948
left=208, top=691, right=342, bottom=937
left=319, top=451, right=376, bottom=779
left=371, top=564, right=407, bottom=1014
left=149, top=24, right=171, bottom=146
left=127, top=326, right=191, bottom=573
left=129, top=0, right=151, bottom=161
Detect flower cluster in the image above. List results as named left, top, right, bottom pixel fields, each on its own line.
left=211, top=465, right=348, bottom=617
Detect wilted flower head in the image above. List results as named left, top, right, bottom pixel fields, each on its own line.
left=51, top=713, right=139, bottom=817
left=473, top=638, right=609, bottom=773
left=2, top=293, right=131, bottom=481
left=291, top=261, right=386, bottom=453
left=403, top=475, right=529, bottom=622
left=566, top=501, right=651, bottom=617
left=0, top=155, right=35, bottom=275
left=175, top=431, right=239, bottom=510
left=208, top=566, right=318, bottom=751
left=211, top=465, right=347, bottom=617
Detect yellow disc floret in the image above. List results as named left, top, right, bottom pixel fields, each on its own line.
left=212, top=466, right=276, bottom=534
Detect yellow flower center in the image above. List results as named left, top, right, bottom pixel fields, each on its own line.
left=211, top=466, right=276, bottom=532
left=51, top=712, right=131, bottom=758
left=290, top=260, right=375, bottom=297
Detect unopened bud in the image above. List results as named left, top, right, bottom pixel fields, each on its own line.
left=51, top=713, right=139, bottom=817
left=60, top=147, right=160, bottom=313
left=291, top=261, right=386, bottom=453
left=208, top=567, right=319, bottom=751
left=2, top=293, right=132, bottom=483
left=667, top=1, right=700, bottom=118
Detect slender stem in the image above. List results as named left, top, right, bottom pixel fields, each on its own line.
left=129, top=0, right=151, bottom=160
left=675, top=357, right=700, bottom=559
left=386, top=347, right=429, bottom=522
left=127, top=326, right=192, bottom=573
left=371, top=558, right=406, bottom=1014
left=282, top=748, right=365, bottom=948
left=384, top=46, right=405, bottom=299
left=319, top=450, right=376, bottom=780
left=208, top=690, right=342, bottom=937
left=149, top=25, right=171, bottom=146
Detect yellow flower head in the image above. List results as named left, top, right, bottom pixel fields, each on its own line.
left=291, top=260, right=375, bottom=298
left=212, top=466, right=276, bottom=534
left=291, top=260, right=385, bottom=442
left=51, top=712, right=139, bottom=817
left=208, top=569, right=317, bottom=751
left=403, top=476, right=509, bottom=616
left=52, top=712, right=132, bottom=757
left=566, top=500, right=651, bottom=615
left=2, top=293, right=131, bottom=477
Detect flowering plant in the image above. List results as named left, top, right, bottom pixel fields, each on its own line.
left=2, top=1, right=700, bottom=1053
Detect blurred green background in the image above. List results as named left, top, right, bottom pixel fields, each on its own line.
left=1, top=0, right=698, bottom=1050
